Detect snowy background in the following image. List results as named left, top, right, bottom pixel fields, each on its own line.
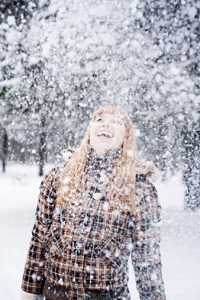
left=0, top=163, right=200, bottom=300
left=0, top=0, right=200, bottom=299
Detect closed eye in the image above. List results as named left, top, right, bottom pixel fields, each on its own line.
left=112, top=119, right=124, bottom=125
left=95, top=117, right=103, bottom=122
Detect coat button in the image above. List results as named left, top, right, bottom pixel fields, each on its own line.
left=93, top=192, right=101, bottom=200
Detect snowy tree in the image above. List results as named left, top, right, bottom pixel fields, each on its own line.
left=134, top=0, right=200, bottom=209
left=0, top=0, right=199, bottom=207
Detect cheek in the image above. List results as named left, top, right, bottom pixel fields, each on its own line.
left=116, top=127, right=125, bottom=145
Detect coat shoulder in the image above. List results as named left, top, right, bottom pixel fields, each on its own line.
left=40, top=164, right=64, bottom=191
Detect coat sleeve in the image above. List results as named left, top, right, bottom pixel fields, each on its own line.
left=131, top=177, right=166, bottom=300
left=21, top=167, right=61, bottom=295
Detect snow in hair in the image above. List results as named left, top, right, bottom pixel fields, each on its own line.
left=57, top=105, right=157, bottom=213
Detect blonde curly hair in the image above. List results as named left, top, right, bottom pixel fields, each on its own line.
left=57, top=105, right=157, bottom=213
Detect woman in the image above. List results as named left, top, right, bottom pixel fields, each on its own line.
left=21, top=105, right=166, bottom=300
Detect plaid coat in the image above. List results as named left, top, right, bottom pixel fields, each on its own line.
left=22, top=152, right=166, bottom=300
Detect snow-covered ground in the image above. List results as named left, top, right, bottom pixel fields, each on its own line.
left=0, top=163, right=200, bottom=300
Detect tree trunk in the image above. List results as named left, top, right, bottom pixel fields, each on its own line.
left=2, top=130, right=8, bottom=173
left=39, top=116, right=46, bottom=176
left=182, top=121, right=200, bottom=210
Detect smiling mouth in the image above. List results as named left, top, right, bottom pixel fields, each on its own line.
left=97, top=132, right=113, bottom=138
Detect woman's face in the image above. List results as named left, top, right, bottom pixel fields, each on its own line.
left=89, top=113, right=126, bottom=156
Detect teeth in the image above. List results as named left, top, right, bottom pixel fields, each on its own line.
left=102, top=133, right=110, bottom=138
left=97, top=132, right=112, bottom=138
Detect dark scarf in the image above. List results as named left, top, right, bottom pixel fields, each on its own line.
left=86, top=146, right=122, bottom=175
